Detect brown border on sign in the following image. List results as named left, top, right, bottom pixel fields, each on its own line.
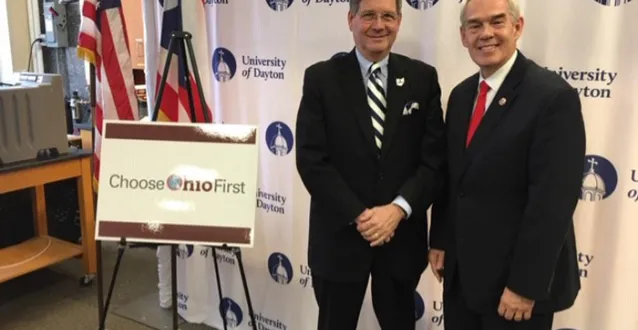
left=98, top=221, right=251, bottom=244
left=104, top=122, right=257, bottom=144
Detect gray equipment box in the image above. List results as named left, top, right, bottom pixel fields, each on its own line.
left=0, top=72, right=70, bottom=165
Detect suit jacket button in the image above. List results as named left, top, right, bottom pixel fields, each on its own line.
left=459, top=192, right=465, bottom=198
left=378, top=173, right=383, bottom=180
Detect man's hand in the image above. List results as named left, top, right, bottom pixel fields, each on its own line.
left=498, top=287, right=535, bottom=322
left=356, top=208, right=394, bottom=243
left=356, top=208, right=374, bottom=222
left=428, top=249, right=445, bottom=283
left=356, top=204, right=405, bottom=247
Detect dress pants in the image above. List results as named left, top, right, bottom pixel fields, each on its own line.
left=312, top=269, right=420, bottom=330
left=443, top=268, right=554, bottom=330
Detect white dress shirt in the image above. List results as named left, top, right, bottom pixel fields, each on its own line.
left=353, top=48, right=412, bottom=219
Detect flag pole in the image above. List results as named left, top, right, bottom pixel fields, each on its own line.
left=89, top=62, right=106, bottom=329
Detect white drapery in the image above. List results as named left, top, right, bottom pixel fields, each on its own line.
left=144, top=1, right=638, bottom=329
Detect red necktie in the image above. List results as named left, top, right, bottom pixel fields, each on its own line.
left=466, top=81, right=490, bottom=147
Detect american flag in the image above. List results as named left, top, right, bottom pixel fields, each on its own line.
left=77, top=0, right=139, bottom=191
left=155, top=0, right=212, bottom=123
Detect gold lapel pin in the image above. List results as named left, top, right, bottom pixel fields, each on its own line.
left=499, top=97, right=507, bottom=106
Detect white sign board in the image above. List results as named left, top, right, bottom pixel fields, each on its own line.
left=95, top=120, right=258, bottom=247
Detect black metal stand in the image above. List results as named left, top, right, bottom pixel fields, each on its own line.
left=212, top=245, right=257, bottom=330
left=151, top=31, right=209, bottom=123
left=94, top=31, right=256, bottom=330
left=95, top=239, right=180, bottom=330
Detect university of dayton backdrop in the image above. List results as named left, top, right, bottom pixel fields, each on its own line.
left=142, top=0, right=638, bottom=329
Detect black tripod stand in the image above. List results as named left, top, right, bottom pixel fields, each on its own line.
left=95, top=31, right=256, bottom=330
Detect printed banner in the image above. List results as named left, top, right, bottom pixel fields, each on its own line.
left=95, top=121, right=258, bottom=247
left=142, top=0, right=638, bottom=329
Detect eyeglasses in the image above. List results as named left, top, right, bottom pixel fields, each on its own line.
left=358, top=10, right=400, bottom=23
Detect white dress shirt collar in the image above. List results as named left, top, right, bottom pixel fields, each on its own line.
left=479, top=49, right=518, bottom=94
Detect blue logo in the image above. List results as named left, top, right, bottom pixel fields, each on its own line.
left=265, top=121, right=294, bottom=156
left=414, top=291, right=425, bottom=321
left=268, top=252, right=293, bottom=284
left=406, top=0, right=440, bottom=10
left=594, top=0, right=632, bottom=6
left=212, top=47, right=237, bottom=82
left=331, top=52, right=349, bottom=59
left=219, top=297, right=243, bottom=328
left=176, top=244, right=194, bottom=258
left=266, top=0, right=293, bottom=11
left=166, top=175, right=183, bottom=190
left=580, top=155, right=618, bottom=201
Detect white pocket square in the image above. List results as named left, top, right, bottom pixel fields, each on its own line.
left=402, top=101, right=419, bottom=115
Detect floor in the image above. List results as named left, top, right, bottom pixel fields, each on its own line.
left=0, top=242, right=218, bottom=330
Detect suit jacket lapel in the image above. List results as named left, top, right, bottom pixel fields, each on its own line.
left=380, top=53, right=408, bottom=159
left=339, top=51, right=377, bottom=157
left=460, top=52, right=528, bottom=176
left=449, top=77, right=478, bottom=186
left=457, top=74, right=479, bottom=154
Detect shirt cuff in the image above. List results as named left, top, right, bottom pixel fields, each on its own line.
left=392, top=196, right=412, bottom=219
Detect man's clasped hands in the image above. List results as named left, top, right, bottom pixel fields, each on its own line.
left=355, top=204, right=405, bottom=247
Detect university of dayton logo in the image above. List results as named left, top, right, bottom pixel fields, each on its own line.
left=593, top=0, right=632, bottom=6
left=414, top=291, right=425, bottom=321
left=266, top=121, right=294, bottom=156
left=212, top=47, right=237, bottom=82
left=176, top=244, right=194, bottom=258
left=406, top=0, right=439, bottom=10
left=219, top=297, right=243, bottom=328
left=580, top=155, right=618, bottom=201
left=266, top=0, right=293, bottom=11
left=268, top=252, right=294, bottom=284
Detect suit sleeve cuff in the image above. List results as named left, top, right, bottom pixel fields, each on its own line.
left=392, top=196, right=412, bottom=219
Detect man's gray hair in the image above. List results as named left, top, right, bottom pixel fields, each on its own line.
left=460, top=0, right=521, bottom=26
left=349, top=0, right=402, bottom=14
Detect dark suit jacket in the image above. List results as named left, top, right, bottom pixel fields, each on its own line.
left=295, top=49, right=446, bottom=282
left=430, top=51, right=585, bottom=314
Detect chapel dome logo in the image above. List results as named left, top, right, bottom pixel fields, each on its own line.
left=593, top=0, right=632, bottom=6
left=415, top=291, right=425, bottom=321
left=265, top=121, right=294, bottom=156
left=266, top=0, right=293, bottom=11
left=177, top=244, right=194, bottom=258
left=268, top=252, right=293, bottom=284
left=580, top=155, right=618, bottom=201
left=406, top=0, right=440, bottom=10
left=219, top=297, right=243, bottom=328
left=212, top=47, right=237, bottom=82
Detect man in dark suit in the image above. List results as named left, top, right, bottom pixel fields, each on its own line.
left=428, top=0, right=586, bottom=329
left=295, top=0, right=446, bottom=329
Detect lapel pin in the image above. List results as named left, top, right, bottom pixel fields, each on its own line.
left=499, top=97, right=507, bottom=106
left=396, top=78, right=404, bottom=87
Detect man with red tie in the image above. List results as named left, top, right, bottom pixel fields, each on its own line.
left=428, top=0, right=586, bottom=329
